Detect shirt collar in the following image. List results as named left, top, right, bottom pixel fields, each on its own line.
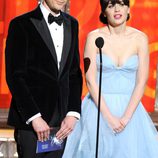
left=40, top=3, right=60, bottom=23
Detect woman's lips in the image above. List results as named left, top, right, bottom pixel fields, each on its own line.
left=114, top=14, right=122, bottom=19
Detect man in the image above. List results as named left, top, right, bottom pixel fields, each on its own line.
left=5, top=0, right=82, bottom=157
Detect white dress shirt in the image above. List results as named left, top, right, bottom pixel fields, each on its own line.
left=26, top=3, right=80, bottom=124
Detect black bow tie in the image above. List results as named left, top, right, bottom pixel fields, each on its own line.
left=48, top=13, right=63, bottom=26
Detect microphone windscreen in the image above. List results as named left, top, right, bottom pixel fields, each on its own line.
left=95, top=37, right=104, bottom=48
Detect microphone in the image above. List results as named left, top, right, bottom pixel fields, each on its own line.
left=95, top=37, right=104, bottom=49
left=95, top=37, right=104, bottom=158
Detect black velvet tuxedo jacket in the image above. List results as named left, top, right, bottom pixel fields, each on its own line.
left=5, top=6, right=82, bottom=130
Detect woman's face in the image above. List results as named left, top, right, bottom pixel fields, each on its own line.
left=104, top=0, right=129, bottom=26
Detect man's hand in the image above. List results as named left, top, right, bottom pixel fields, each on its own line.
left=56, top=116, right=78, bottom=140
left=32, top=117, right=50, bottom=142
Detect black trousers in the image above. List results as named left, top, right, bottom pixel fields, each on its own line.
left=14, top=129, right=65, bottom=158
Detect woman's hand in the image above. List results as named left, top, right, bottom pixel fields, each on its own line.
left=120, top=116, right=131, bottom=128
left=107, top=115, right=125, bottom=133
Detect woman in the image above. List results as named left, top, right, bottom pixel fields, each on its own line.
left=62, top=0, right=158, bottom=157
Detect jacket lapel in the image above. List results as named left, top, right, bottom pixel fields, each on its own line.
left=59, top=13, right=72, bottom=77
left=30, top=6, right=58, bottom=65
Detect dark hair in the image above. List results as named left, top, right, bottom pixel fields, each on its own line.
left=100, top=0, right=130, bottom=24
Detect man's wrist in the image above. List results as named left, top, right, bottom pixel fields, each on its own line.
left=66, top=111, right=80, bottom=120
left=26, top=113, right=41, bottom=125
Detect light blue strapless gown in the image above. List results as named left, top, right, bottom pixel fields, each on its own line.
left=62, top=54, right=158, bottom=158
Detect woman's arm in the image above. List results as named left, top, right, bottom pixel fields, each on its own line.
left=84, top=32, right=124, bottom=132
left=121, top=32, right=149, bottom=126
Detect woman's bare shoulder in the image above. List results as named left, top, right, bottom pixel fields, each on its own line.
left=127, top=26, right=148, bottom=40
left=87, top=27, right=108, bottom=40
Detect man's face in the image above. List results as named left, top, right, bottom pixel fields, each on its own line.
left=43, top=0, right=68, bottom=14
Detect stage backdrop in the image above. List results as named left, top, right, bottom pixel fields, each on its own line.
left=0, top=0, right=158, bottom=112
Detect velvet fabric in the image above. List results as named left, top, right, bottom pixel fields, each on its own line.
left=5, top=6, right=82, bottom=130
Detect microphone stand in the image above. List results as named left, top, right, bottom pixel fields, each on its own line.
left=95, top=46, right=103, bottom=158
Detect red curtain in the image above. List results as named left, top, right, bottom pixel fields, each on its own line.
left=70, top=0, right=158, bottom=112
left=0, top=0, right=38, bottom=108
left=0, top=0, right=158, bottom=112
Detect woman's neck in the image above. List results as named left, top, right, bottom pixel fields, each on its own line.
left=107, top=23, right=127, bottom=36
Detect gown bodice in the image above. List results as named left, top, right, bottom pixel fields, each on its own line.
left=96, top=54, right=138, bottom=95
